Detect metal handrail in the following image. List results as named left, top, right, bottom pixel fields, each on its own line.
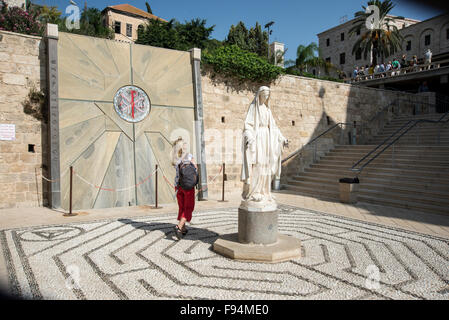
left=351, top=110, right=449, bottom=175
left=282, top=122, right=352, bottom=164
left=364, top=98, right=431, bottom=138
left=351, top=119, right=414, bottom=170
left=281, top=98, right=440, bottom=166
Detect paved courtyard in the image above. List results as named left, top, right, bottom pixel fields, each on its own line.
left=1, top=203, right=448, bottom=300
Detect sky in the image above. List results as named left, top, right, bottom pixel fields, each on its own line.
left=32, top=0, right=444, bottom=63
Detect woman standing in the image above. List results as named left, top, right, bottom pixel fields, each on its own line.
left=172, top=138, right=198, bottom=240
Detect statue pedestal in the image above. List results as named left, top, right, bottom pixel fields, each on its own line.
left=213, top=201, right=302, bottom=263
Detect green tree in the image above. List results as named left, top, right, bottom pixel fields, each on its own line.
left=288, top=42, right=318, bottom=74
left=136, top=18, right=179, bottom=49
left=285, top=42, right=336, bottom=76
left=248, top=22, right=269, bottom=58
left=226, top=22, right=249, bottom=50
left=38, top=5, right=61, bottom=25
left=59, top=7, right=113, bottom=39
left=145, top=2, right=153, bottom=14
left=176, top=18, right=215, bottom=51
left=225, top=21, right=268, bottom=58
left=137, top=18, right=216, bottom=51
left=349, top=0, right=404, bottom=65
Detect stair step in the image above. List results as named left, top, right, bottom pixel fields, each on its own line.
left=283, top=184, right=449, bottom=215
left=306, top=167, right=449, bottom=180
left=284, top=116, right=449, bottom=216
left=297, top=170, right=449, bottom=185
left=334, top=145, right=449, bottom=151
left=325, top=152, right=449, bottom=159
left=310, top=163, right=449, bottom=173
left=323, top=156, right=449, bottom=163
left=358, top=194, right=449, bottom=216
left=286, top=179, right=449, bottom=200
left=290, top=175, right=449, bottom=191
left=318, top=158, right=449, bottom=167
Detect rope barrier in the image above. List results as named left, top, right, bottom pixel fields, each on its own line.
left=195, top=165, right=223, bottom=194
left=37, top=168, right=70, bottom=183
left=156, top=164, right=224, bottom=195
left=37, top=164, right=225, bottom=197
left=73, top=167, right=158, bottom=192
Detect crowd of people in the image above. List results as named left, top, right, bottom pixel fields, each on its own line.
left=351, top=49, right=433, bottom=81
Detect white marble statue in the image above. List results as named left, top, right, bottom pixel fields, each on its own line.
left=240, top=86, right=288, bottom=210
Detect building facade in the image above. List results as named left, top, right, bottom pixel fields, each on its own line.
left=101, top=4, right=166, bottom=42
left=1, top=0, right=26, bottom=9
left=317, top=14, right=449, bottom=77
left=270, top=41, right=285, bottom=67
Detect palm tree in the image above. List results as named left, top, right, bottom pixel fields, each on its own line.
left=295, top=42, right=318, bottom=74
left=308, top=56, right=336, bottom=76
left=286, top=42, right=336, bottom=75
left=349, top=0, right=404, bottom=66
left=37, top=5, right=62, bottom=25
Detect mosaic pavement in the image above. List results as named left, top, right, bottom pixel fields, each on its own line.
left=1, top=205, right=448, bottom=300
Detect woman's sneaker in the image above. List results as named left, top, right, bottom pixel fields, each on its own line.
left=174, top=226, right=183, bottom=240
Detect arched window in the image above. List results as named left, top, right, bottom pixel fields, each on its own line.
left=137, top=24, right=144, bottom=36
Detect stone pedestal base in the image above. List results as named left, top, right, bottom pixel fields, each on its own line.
left=213, top=234, right=301, bottom=263
left=238, top=207, right=278, bottom=245
left=213, top=204, right=301, bottom=263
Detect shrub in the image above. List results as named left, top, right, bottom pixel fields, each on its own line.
left=0, top=0, right=44, bottom=36
left=202, top=45, right=284, bottom=83
left=22, top=85, right=47, bottom=122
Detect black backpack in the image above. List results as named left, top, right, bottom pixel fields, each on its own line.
left=178, top=162, right=198, bottom=190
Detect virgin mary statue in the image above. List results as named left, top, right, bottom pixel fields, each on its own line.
left=241, top=86, right=288, bottom=209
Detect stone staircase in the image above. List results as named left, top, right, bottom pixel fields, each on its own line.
left=283, top=113, right=449, bottom=215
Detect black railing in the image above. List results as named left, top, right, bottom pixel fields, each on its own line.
left=282, top=123, right=354, bottom=164
left=351, top=107, right=449, bottom=176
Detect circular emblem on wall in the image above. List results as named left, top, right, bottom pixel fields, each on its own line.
left=113, top=85, right=151, bottom=123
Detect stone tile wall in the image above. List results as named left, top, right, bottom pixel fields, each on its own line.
left=0, top=31, right=47, bottom=209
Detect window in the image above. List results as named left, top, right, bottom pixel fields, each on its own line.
left=138, top=24, right=144, bottom=35
left=326, top=38, right=330, bottom=47
left=126, top=24, right=132, bottom=37
left=341, top=32, right=345, bottom=41
left=326, top=57, right=331, bottom=63
left=355, top=48, right=362, bottom=60
left=340, top=52, right=345, bottom=65
left=406, top=40, right=411, bottom=51
left=114, top=21, right=121, bottom=34
left=425, top=34, right=431, bottom=46
left=356, top=29, right=360, bottom=36
left=447, top=28, right=449, bottom=40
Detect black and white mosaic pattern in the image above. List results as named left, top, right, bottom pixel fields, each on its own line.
left=1, top=205, right=448, bottom=300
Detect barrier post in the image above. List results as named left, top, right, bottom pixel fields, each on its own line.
left=218, top=163, right=228, bottom=202
left=152, top=164, right=162, bottom=209
left=63, top=166, right=76, bottom=216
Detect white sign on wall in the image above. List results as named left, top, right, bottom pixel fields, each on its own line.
left=0, top=124, right=16, bottom=141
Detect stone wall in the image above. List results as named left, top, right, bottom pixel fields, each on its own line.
left=201, top=72, right=427, bottom=198
left=0, top=31, right=46, bottom=209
